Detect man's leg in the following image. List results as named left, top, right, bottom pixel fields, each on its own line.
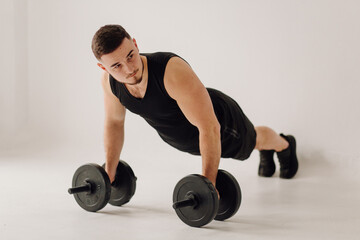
left=254, top=126, right=288, bottom=151
left=254, top=126, right=298, bottom=178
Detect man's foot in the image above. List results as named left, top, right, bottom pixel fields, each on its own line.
left=276, top=134, right=299, bottom=179
left=258, top=150, right=275, bottom=177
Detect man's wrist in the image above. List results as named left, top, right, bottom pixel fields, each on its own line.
left=203, top=172, right=218, bottom=187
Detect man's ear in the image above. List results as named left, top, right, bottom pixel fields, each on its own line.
left=97, top=63, right=107, bottom=72
left=133, top=38, right=139, bottom=50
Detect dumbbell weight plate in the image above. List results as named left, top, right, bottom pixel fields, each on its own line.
left=214, top=169, right=241, bottom=221
left=173, top=174, right=219, bottom=227
left=102, top=160, right=137, bottom=206
left=71, top=164, right=111, bottom=212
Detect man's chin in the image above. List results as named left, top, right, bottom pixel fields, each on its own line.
left=127, top=77, right=142, bottom=85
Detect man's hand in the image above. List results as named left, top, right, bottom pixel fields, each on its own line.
left=105, top=164, right=117, bottom=184
left=215, top=188, right=220, bottom=200
left=205, top=175, right=220, bottom=200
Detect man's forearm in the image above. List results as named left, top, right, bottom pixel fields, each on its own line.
left=104, top=121, right=125, bottom=170
left=199, top=127, right=221, bottom=187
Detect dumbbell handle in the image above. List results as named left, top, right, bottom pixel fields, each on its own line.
left=68, top=182, right=92, bottom=194
left=173, top=193, right=198, bottom=209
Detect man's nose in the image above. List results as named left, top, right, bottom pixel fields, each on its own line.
left=124, top=64, right=134, bottom=74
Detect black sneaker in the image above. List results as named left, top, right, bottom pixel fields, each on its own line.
left=277, top=134, right=299, bottom=179
left=258, top=150, right=275, bottom=177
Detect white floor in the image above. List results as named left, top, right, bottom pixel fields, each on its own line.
left=1, top=140, right=359, bottom=240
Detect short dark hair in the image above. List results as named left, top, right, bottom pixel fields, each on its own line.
left=91, top=24, right=131, bottom=60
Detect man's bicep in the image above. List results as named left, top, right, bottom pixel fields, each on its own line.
left=164, top=58, right=219, bottom=130
left=178, top=82, right=219, bottom=131
left=101, top=72, right=126, bottom=123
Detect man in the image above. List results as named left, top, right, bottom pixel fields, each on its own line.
left=91, top=24, right=298, bottom=192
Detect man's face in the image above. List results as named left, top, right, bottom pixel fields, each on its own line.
left=98, top=38, right=143, bottom=85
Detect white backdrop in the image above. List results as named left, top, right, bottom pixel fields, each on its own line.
left=1, top=0, right=360, bottom=170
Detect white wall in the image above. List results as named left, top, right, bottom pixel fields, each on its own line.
left=0, top=0, right=15, bottom=142
left=2, top=0, right=360, bottom=167
left=0, top=0, right=28, bottom=147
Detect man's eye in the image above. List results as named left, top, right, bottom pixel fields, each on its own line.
left=114, top=64, right=121, bottom=69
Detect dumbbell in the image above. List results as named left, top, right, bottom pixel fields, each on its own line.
left=172, top=169, right=241, bottom=227
left=68, top=160, right=137, bottom=212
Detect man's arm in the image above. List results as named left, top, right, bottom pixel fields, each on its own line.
left=101, top=72, right=126, bottom=183
left=164, top=57, right=221, bottom=188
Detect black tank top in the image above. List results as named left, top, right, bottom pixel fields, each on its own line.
left=109, top=52, right=200, bottom=154
left=109, top=52, right=246, bottom=157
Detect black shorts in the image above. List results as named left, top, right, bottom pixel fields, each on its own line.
left=208, top=88, right=257, bottom=160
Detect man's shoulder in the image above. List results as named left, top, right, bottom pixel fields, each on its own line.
left=141, top=51, right=178, bottom=56
left=142, top=52, right=183, bottom=75
left=141, top=52, right=180, bottom=61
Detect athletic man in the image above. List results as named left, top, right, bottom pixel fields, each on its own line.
left=91, top=25, right=298, bottom=191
